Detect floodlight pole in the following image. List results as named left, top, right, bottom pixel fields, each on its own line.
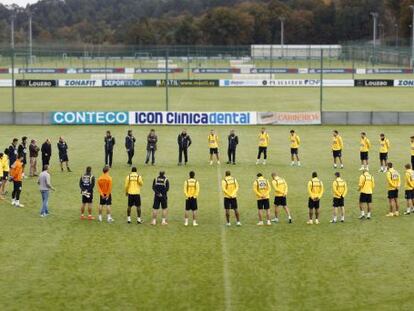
left=165, top=49, right=169, bottom=111
left=394, top=24, right=399, bottom=48
left=410, top=5, right=414, bottom=68
left=370, top=12, right=378, bottom=65
left=11, top=11, right=16, bottom=117
left=28, top=10, right=33, bottom=65
left=319, top=49, right=323, bottom=115
left=279, top=17, right=286, bottom=58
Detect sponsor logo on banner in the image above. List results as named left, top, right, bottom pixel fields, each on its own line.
left=0, top=80, right=12, bottom=87
left=102, top=80, right=156, bottom=87
left=135, top=68, right=183, bottom=73
left=16, top=79, right=57, bottom=87
left=192, top=68, right=240, bottom=74
left=220, top=79, right=354, bottom=87
left=129, top=111, right=256, bottom=125
left=366, top=68, right=413, bottom=74
left=308, top=68, right=354, bottom=74
left=220, top=80, right=261, bottom=87
left=59, top=80, right=102, bottom=87
left=395, top=80, right=414, bottom=87
left=354, top=79, right=394, bottom=87
left=257, top=112, right=321, bottom=125
left=51, top=112, right=129, bottom=125
left=262, top=80, right=321, bottom=86
left=253, top=68, right=298, bottom=74
left=156, top=80, right=219, bottom=87
left=77, top=68, right=124, bottom=74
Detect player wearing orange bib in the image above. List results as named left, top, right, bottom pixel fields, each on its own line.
left=10, top=155, right=24, bottom=207
left=97, top=166, right=114, bottom=223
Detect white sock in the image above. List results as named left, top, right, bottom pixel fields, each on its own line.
left=16, top=200, right=20, bottom=206
left=297, top=161, right=301, bottom=166
left=333, top=216, right=337, bottom=221
left=184, top=218, right=188, bottom=225
left=137, top=217, right=141, bottom=222
left=162, top=218, right=166, bottom=223
left=367, top=212, right=371, bottom=217
left=361, top=211, right=365, bottom=216
left=127, top=216, right=131, bottom=222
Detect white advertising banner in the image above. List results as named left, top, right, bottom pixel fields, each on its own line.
left=220, top=79, right=354, bottom=87
left=58, top=79, right=102, bottom=87
left=257, top=111, right=321, bottom=125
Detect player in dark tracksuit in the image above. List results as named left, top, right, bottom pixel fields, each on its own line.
left=151, top=171, right=170, bottom=225
left=177, top=129, right=192, bottom=165
left=41, top=139, right=52, bottom=169
left=57, top=137, right=72, bottom=172
left=79, top=166, right=95, bottom=220
left=145, top=129, right=158, bottom=165
left=8, top=138, right=19, bottom=167
left=17, top=136, right=28, bottom=170
left=104, top=131, right=116, bottom=167
left=227, top=130, right=239, bottom=165
left=125, top=130, right=136, bottom=166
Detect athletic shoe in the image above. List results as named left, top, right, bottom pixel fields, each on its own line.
left=297, top=162, right=301, bottom=167
left=366, top=215, right=371, bottom=220
left=137, top=219, right=142, bottom=224
left=151, top=219, right=156, bottom=225
left=87, top=215, right=95, bottom=220
left=266, top=220, right=271, bottom=226
left=393, top=211, right=400, bottom=217
left=217, top=161, right=220, bottom=165
left=359, top=167, right=365, bottom=171
left=340, top=219, right=345, bottom=223
left=256, top=160, right=260, bottom=165
left=262, top=161, right=266, bottom=165
left=288, top=218, right=293, bottom=223
left=236, top=222, right=242, bottom=226
left=67, top=167, right=72, bottom=172
left=15, top=203, right=24, bottom=208
left=80, top=215, right=87, bottom=220
left=359, top=215, right=366, bottom=220
left=257, top=221, right=264, bottom=226
left=340, top=165, right=344, bottom=169
left=315, top=219, right=320, bottom=225
left=209, top=161, right=213, bottom=165
left=232, top=162, right=236, bottom=165
left=386, top=212, right=394, bottom=217
left=193, top=222, right=199, bottom=227
left=404, top=211, right=411, bottom=215
left=11, top=199, right=15, bottom=206
left=184, top=222, right=188, bottom=227
left=161, top=221, right=168, bottom=226
left=271, top=218, right=279, bottom=223
left=107, top=218, right=114, bottom=223
left=127, top=220, right=131, bottom=224
left=226, top=161, right=230, bottom=164
left=40, top=214, right=45, bottom=217
left=226, top=223, right=231, bottom=227
left=333, top=164, right=337, bottom=169
left=306, top=220, right=313, bottom=225
left=330, top=219, right=337, bottom=223
left=290, top=162, right=295, bottom=166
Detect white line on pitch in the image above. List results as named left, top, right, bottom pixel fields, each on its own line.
left=216, top=166, right=232, bottom=311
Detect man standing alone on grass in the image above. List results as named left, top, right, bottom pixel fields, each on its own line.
left=253, top=173, right=271, bottom=226
left=97, top=166, right=114, bottom=223
left=222, top=171, right=241, bottom=226
left=10, top=155, right=24, bottom=207
left=29, top=139, right=40, bottom=177
left=358, top=170, right=375, bottom=220
left=79, top=166, right=95, bottom=220
left=125, top=130, right=136, bottom=166
left=256, top=128, right=269, bottom=165
left=385, top=163, right=400, bottom=217
left=177, top=129, right=191, bottom=166
left=332, top=130, right=344, bottom=169
left=289, top=130, right=301, bottom=166
left=307, top=172, right=324, bottom=225
left=331, top=172, right=348, bottom=223
left=38, top=165, right=55, bottom=217
left=125, top=167, right=144, bottom=224
left=208, top=129, right=220, bottom=165
left=359, top=132, right=371, bottom=171
left=41, top=138, right=52, bottom=169
left=57, top=136, right=72, bottom=172
left=152, top=171, right=169, bottom=225
left=404, top=164, right=414, bottom=215
left=227, top=129, right=238, bottom=165
left=104, top=131, right=115, bottom=168
left=379, top=133, right=390, bottom=173
left=184, top=171, right=200, bottom=227
left=145, top=129, right=158, bottom=165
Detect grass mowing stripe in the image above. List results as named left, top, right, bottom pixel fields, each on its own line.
left=216, top=166, right=232, bottom=311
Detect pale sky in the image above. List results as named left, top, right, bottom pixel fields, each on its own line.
left=1, top=0, right=39, bottom=6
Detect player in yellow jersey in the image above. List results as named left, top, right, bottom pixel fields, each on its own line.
left=125, top=167, right=144, bottom=224
left=1, top=149, right=10, bottom=195
left=358, top=170, right=375, bottom=219
left=184, top=171, right=200, bottom=226
left=222, top=171, right=241, bottom=226
left=332, top=130, right=344, bottom=169
left=410, top=136, right=414, bottom=170
left=0, top=152, right=4, bottom=200
left=331, top=172, right=348, bottom=223
left=253, top=173, right=271, bottom=225
left=385, top=163, right=400, bottom=217
left=403, top=164, right=414, bottom=215
left=359, top=132, right=371, bottom=171
left=307, top=172, right=324, bottom=224
left=208, top=129, right=220, bottom=165
left=271, top=172, right=292, bottom=223
left=256, top=128, right=270, bottom=165
left=289, top=130, right=301, bottom=167
left=379, top=133, right=390, bottom=172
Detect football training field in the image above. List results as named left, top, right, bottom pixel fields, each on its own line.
left=1, top=124, right=414, bottom=310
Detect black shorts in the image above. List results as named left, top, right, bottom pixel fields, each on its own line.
left=359, top=193, right=372, bottom=203
left=209, top=148, right=219, bottom=155
left=379, top=153, right=388, bottom=161
left=405, top=190, right=414, bottom=200
left=128, top=194, right=141, bottom=207
left=388, top=190, right=398, bottom=199
left=274, top=196, right=287, bottom=206
left=224, top=198, right=238, bottom=209
left=153, top=196, right=168, bottom=210
left=185, top=197, right=198, bottom=211
left=308, top=198, right=320, bottom=209
left=290, top=148, right=298, bottom=155
left=2, top=171, right=9, bottom=180
left=360, top=152, right=368, bottom=161
left=333, top=197, right=344, bottom=207
left=333, top=150, right=342, bottom=158
left=100, top=194, right=112, bottom=206
left=82, top=192, right=93, bottom=204
left=13, top=180, right=22, bottom=191
left=257, top=199, right=270, bottom=210
left=59, top=154, right=69, bottom=162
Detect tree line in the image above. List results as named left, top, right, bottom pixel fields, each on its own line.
left=0, top=0, right=413, bottom=46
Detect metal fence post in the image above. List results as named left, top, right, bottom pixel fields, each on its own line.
left=320, top=49, right=323, bottom=115
left=165, top=49, right=169, bottom=111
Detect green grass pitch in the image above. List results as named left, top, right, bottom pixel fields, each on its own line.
left=1, top=124, right=414, bottom=310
